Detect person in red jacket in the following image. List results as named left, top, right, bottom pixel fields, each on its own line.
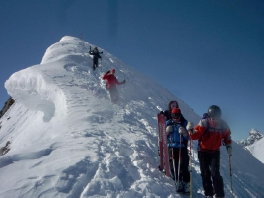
left=102, top=69, right=126, bottom=103
left=186, top=105, right=232, bottom=198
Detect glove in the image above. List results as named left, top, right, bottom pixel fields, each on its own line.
left=123, top=79, right=126, bottom=83
left=159, top=111, right=164, bottom=115
left=186, top=121, right=194, bottom=131
left=166, top=125, right=173, bottom=135
left=226, top=145, right=232, bottom=156
left=106, top=70, right=110, bottom=74
left=179, top=126, right=188, bottom=137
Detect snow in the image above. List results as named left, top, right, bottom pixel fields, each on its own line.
left=246, top=137, right=264, bottom=164
left=236, top=128, right=264, bottom=164
left=1, top=36, right=264, bottom=197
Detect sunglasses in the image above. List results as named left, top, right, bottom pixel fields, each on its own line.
left=172, top=115, right=181, bottom=119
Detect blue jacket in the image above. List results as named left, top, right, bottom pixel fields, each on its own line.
left=166, top=119, right=189, bottom=148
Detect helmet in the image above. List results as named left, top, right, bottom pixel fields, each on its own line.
left=208, top=105, right=221, bottom=118
left=111, top=68, right=115, bottom=73
left=171, top=108, right=181, bottom=118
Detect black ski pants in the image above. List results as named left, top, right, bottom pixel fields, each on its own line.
left=93, top=58, right=99, bottom=69
left=168, top=147, right=190, bottom=183
left=198, top=151, right=224, bottom=197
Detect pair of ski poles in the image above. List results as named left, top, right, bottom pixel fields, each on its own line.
left=171, top=131, right=193, bottom=197
left=170, top=133, right=182, bottom=192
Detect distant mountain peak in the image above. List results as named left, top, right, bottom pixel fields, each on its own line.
left=237, top=129, right=264, bottom=146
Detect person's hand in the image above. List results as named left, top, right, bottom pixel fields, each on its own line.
left=166, top=125, right=173, bottom=135
left=186, top=121, right=194, bottom=131
left=226, top=145, right=232, bottom=156
left=179, top=127, right=188, bottom=137
left=106, top=70, right=110, bottom=74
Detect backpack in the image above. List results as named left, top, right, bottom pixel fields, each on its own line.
left=197, top=118, right=224, bottom=151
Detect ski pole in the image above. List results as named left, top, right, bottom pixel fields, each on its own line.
left=101, top=58, right=103, bottom=72
left=177, top=133, right=182, bottom=189
left=189, top=139, right=193, bottom=198
left=229, top=155, right=234, bottom=198
left=170, top=134, right=177, bottom=187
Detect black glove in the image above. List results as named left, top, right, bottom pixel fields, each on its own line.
left=159, top=111, right=164, bottom=115
left=123, top=79, right=126, bottom=83
left=106, top=70, right=110, bottom=74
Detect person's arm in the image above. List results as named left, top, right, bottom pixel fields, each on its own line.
left=223, top=122, right=232, bottom=156
left=188, top=120, right=207, bottom=140
left=102, top=71, right=110, bottom=80
left=166, top=120, right=173, bottom=136
left=115, top=78, right=125, bottom=85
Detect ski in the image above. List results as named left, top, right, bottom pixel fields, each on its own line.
left=157, top=113, right=170, bottom=177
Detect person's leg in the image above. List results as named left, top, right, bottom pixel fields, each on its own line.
left=111, top=87, right=119, bottom=103
left=198, top=152, right=215, bottom=196
left=95, top=58, right=99, bottom=68
left=108, top=88, right=114, bottom=102
left=93, top=59, right=96, bottom=70
left=211, top=151, right=225, bottom=197
left=168, top=148, right=176, bottom=180
left=181, top=148, right=190, bottom=193
left=181, top=148, right=190, bottom=183
left=108, top=87, right=119, bottom=103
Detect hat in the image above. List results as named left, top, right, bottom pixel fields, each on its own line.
left=171, top=108, right=181, bottom=115
left=202, top=113, right=208, bottom=119
left=111, top=68, right=115, bottom=73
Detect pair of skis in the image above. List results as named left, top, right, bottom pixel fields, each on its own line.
left=157, top=113, right=170, bottom=176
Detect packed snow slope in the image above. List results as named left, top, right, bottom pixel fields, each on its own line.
left=246, top=136, right=264, bottom=164
left=1, top=36, right=264, bottom=198
left=237, top=129, right=264, bottom=164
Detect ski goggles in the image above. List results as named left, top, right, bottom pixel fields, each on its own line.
left=172, top=114, right=181, bottom=119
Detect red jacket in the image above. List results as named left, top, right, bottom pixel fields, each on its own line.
left=102, top=73, right=124, bottom=89
left=190, top=118, right=232, bottom=152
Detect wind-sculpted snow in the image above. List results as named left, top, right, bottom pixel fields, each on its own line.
left=1, top=36, right=264, bottom=198
left=5, top=66, right=66, bottom=122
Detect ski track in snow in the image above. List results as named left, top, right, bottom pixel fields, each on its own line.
left=0, top=36, right=264, bottom=198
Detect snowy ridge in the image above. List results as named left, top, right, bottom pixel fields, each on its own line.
left=237, top=129, right=264, bottom=147
left=236, top=129, right=264, bottom=164
left=0, top=36, right=264, bottom=198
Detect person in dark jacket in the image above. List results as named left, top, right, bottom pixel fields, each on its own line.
left=89, top=47, right=103, bottom=70
left=166, top=108, right=190, bottom=194
left=160, top=100, right=179, bottom=120
left=102, top=68, right=125, bottom=103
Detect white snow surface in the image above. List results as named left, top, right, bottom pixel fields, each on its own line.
left=246, top=137, right=264, bottom=164
left=0, top=36, right=264, bottom=198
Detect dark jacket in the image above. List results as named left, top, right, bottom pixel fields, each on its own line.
left=89, top=50, right=102, bottom=60
left=160, top=100, right=179, bottom=120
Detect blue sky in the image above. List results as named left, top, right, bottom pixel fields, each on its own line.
left=0, top=0, right=263, bottom=141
